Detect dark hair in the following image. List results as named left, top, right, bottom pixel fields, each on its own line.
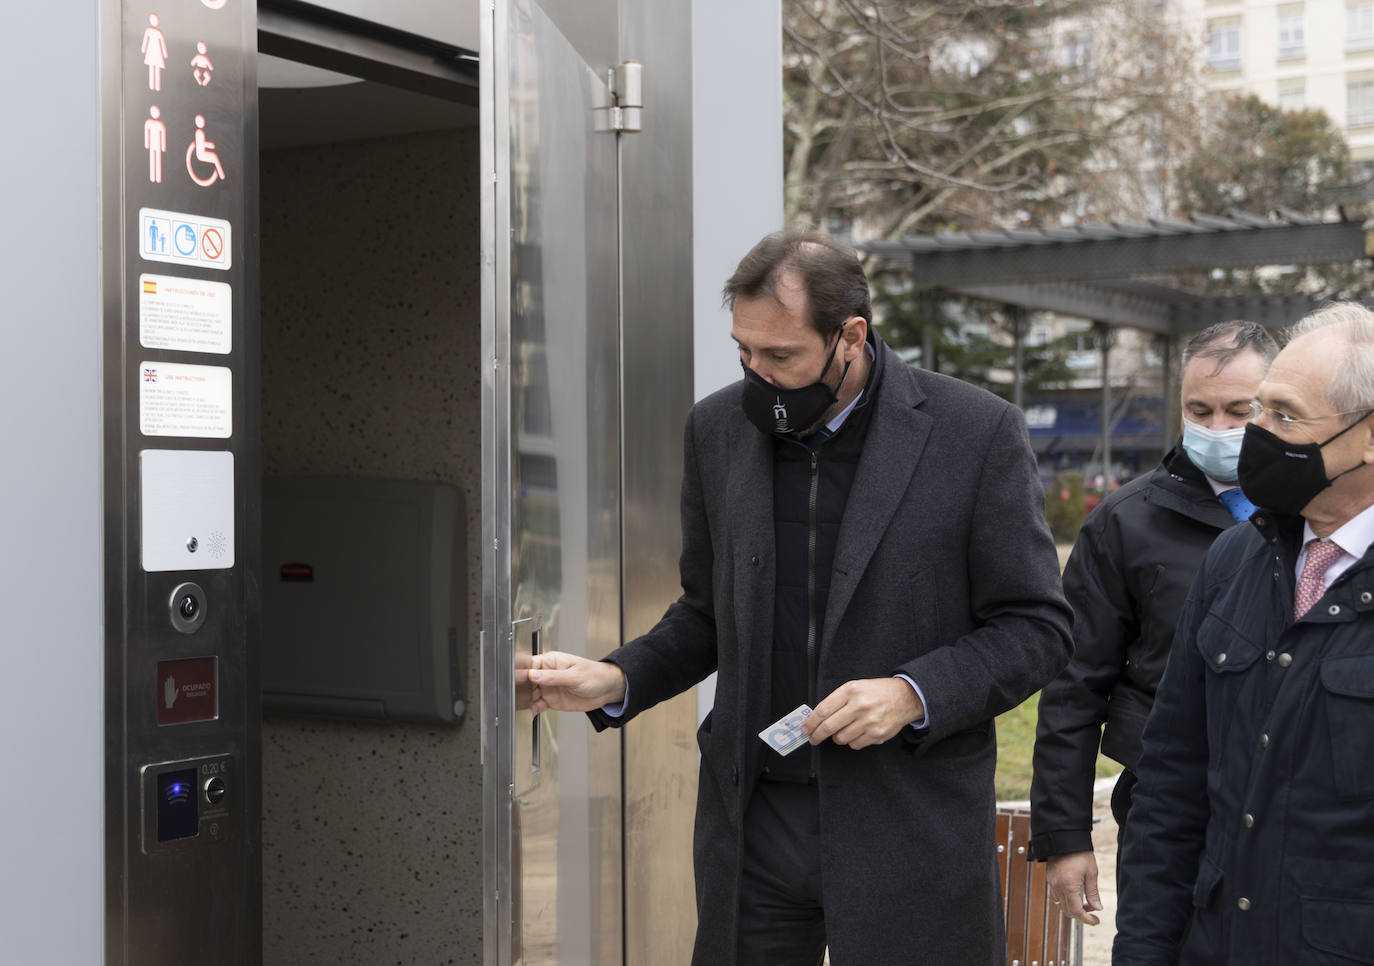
left=721, top=230, right=872, bottom=337
left=1181, top=320, right=1279, bottom=374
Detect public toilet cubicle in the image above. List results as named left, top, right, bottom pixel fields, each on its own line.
left=8, top=0, right=781, bottom=962
left=255, top=0, right=699, bottom=962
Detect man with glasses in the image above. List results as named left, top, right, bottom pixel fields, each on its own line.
left=1113, top=302, right=1374, bottom=965
left=1029, top=321, right=1277, bottom=925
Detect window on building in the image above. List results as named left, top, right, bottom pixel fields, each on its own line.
left=1063, top=31, right=1094, bottom=72
left=1278, top=7, right=1305, bottom=58
left=1208, top=21, right=1241, bottom=71
left=1349, top=2, right=1374, bottom=50
left=1278, top=79, right=1306, bottom=111
left=1348, top=76, right=1374, bottom=126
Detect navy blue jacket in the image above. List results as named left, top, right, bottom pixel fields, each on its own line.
left=1114, top=508, right=1374, bottom=965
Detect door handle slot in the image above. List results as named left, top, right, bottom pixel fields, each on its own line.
left=530, top=628, right=541, bottom=773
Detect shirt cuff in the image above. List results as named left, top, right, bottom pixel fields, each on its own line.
left=602, top=683, right=628, bottom=718
left=894, top=674, right=929, bottom=730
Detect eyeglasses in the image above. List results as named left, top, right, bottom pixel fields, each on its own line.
left=1248, top=401, right=1373, bottom=433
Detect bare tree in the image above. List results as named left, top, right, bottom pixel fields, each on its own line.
left=784, top=0, right=1202, bottom=239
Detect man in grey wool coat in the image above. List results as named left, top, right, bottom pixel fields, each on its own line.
left=522, top=229, right=1072, bottom=966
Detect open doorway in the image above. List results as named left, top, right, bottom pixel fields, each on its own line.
left=256, top=37, right=484, bottom=964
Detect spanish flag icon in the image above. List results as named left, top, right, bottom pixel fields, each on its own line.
left=143, top=279, right=157, bottom=295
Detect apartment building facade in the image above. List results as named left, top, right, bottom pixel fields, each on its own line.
left=1180, top=0, right=1374, bottom=173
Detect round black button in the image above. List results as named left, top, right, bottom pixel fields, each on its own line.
left=180, top=595, right=199, bottom=620
left=204, top=776, right=226, bottom=806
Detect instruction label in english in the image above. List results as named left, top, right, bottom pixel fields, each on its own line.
left=139, top=362, right=232, bottom=438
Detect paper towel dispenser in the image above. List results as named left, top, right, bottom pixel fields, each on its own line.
left=262, top=475, right=467, bottom=724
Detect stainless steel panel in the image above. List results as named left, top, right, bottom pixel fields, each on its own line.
left=104, top=0, right=261, bottom=962
left=617, top=0, right=699, bottom=961
left=536, top=0, right=618, bottom=79
left=483, top=1, right=623, bottom=963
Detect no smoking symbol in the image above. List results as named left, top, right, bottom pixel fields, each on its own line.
left=201, top=228, right=224, bottom=261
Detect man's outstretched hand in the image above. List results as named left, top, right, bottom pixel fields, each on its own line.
left=521, top=650, right=627, bottom=714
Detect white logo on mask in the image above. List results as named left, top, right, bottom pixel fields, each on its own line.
left=773, top=399, right=789, bottom=431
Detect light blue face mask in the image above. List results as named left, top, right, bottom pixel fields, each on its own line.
left=1182, top=421, right=1247, bottom=483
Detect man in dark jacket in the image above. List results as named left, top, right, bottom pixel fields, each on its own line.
left=523, top=231, right=1072, bottom=965
left=1028, top=321, right=1277, bottom=924
left=1114, top=302, right=1374, bottom=964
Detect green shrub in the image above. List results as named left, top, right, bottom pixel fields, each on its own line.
left=1045, top=471, right=1087, bottom=544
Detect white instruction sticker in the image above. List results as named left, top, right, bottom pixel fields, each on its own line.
left=139, top=362, right=232, bottom=438
left=759, top=704, right=814, bottom=756
left=138, top=207, right=232, bottom=271
left=139, top=274, right=232, bottom=354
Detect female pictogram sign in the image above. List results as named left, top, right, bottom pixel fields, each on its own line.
left=186, top=115, right=226, bottom=187
left=142, top=14, right=168, bottom=91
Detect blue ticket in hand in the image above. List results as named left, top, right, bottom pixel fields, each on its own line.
left=759, top=704, right=813, bottom=756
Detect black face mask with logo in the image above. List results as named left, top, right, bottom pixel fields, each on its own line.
left=740, top=328, right=850, bottom=437
left=1237, top=416, right=1372, bottom=515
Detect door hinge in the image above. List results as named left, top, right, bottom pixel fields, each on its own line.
left=596, top=60, right=642, bottom=134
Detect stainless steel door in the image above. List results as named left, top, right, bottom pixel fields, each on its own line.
left=481, top=1, right=623, bottom=963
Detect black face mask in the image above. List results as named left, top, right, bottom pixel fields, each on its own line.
left=1237, top=416, right=1372, bottom=515
left=740, top=329, right=851, bottom=436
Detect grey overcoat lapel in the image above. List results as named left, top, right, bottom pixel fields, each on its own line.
left=821, top=356, right=931, bottom=655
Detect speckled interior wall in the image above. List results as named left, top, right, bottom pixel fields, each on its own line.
left=259, top=128, right=483, bottom=965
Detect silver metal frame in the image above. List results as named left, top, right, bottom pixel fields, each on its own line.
left=482, top=4, right=628, bottom=961
left=480, top=0, right=515, bottom=960
left=615, top=0, right=701, bottom=957
left=100, top=0, right=127, bottom=952
left=103, top=0, right=261, bottom=961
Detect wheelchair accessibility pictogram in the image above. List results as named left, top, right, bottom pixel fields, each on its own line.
left=186, top=115, right=226, bottom=187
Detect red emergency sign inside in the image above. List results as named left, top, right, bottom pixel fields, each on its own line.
left=157, top=656, right=218, bottom=726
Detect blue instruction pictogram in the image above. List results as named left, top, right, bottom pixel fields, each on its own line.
left=145, top=216, right=170, bottom=255
left=174, top=223, right=198, bottom=256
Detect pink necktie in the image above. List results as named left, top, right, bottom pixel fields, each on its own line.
left=1295, top=539, right=1346, bottom=619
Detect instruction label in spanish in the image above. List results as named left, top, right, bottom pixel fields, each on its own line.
left=139, top=362, right=233, bottom=438
left=140, top=274, right=232, bottom=353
